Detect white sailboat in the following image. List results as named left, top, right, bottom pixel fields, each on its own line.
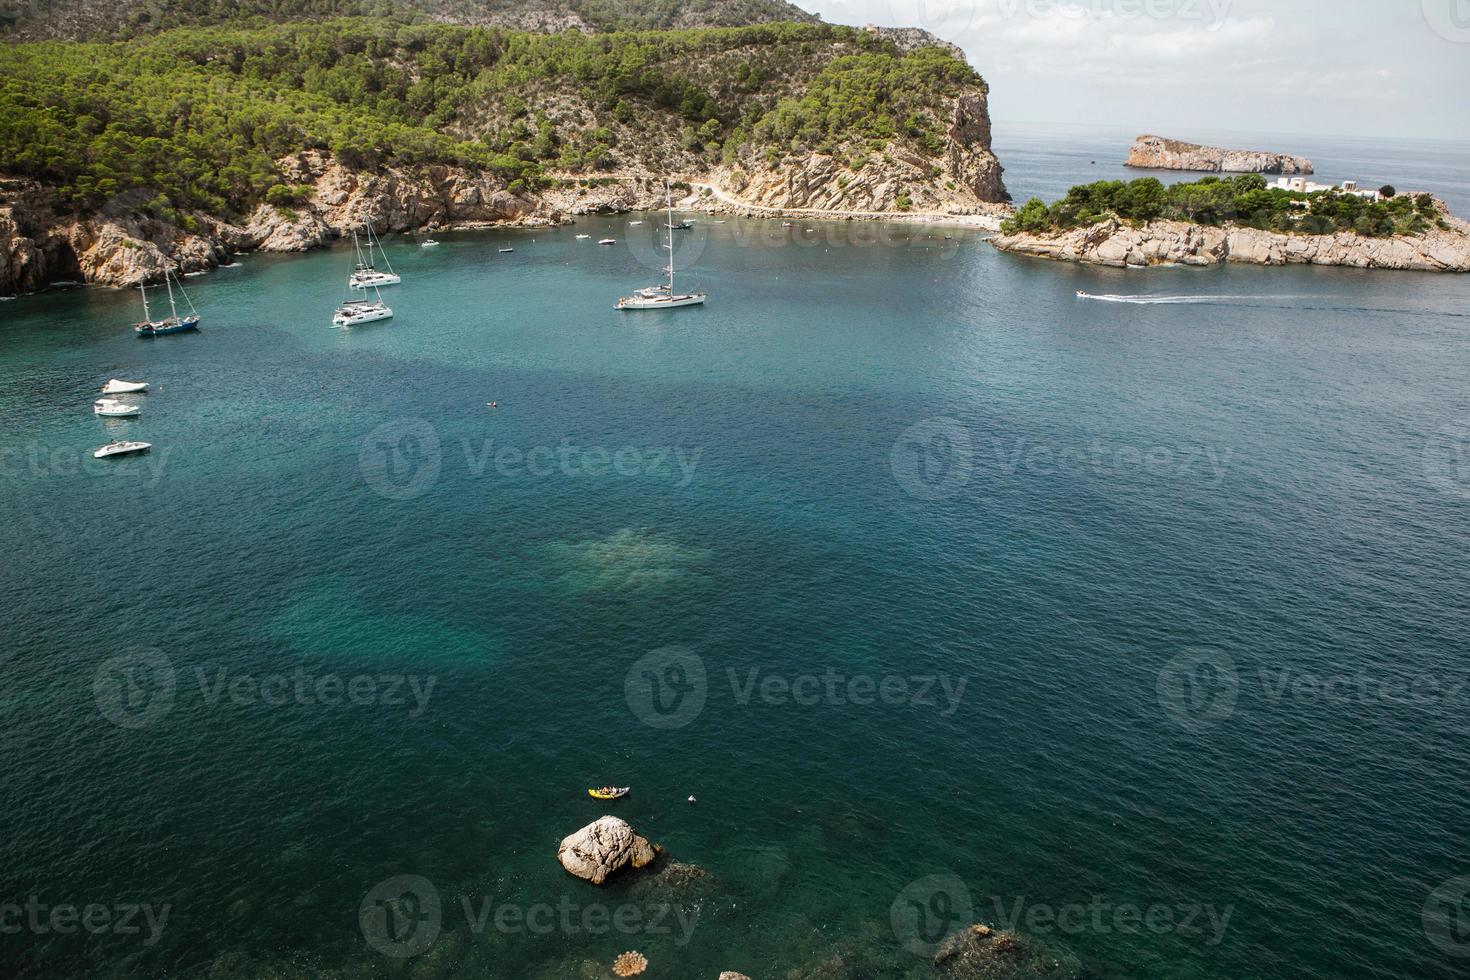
left=101, top=379, right=149, bottom=395
left=348, top=223, right=400, bottom=288
left=617, top=182, right=706, bottom=310
left=134, top=268, right=200, bottom=336
left=333, top=231, right=394, bottom=326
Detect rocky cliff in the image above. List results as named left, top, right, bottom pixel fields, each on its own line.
left=1126, top=134, right=1314, bottom=175
left=990, top=210, right=1470, bottom=272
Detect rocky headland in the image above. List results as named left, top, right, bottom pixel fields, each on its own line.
left=1126, top=134, right=1314, bottom=174
left=990, top=207, right=1470, bottom=272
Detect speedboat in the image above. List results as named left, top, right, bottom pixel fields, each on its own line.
left=1076, top=290, right=1090, bottom=298
left=575, top=234, right=591, bottom=240
left=598, top=238, right=616, bottom=245
left=498, top=247, right=515, bottom=253
left=94, top=441, right=150, bottom=459
left=94, top=399, right=141, bottom=417
left=102, top=379, right=149, bottom=395
left=629, top=221, right=643, bottom=226
left=333, top=299, right=393, bottom=326
left=588, top=787, right=629, bottom=800
left=421, top=239, right=439, bottom=247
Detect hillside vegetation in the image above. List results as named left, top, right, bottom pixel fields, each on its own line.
left=0, top=18, right=985, bottom=221
left=0, top=0, right=820, bottom=40
left=1004, top=175, right=1448, bottom=238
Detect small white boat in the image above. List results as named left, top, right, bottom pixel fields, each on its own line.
left=102, top=379, right=149, bottom=395
left=421, top=239, right=439, bottom=247
left=598, top=238, right=616, bottom=245
left=575, top=234, right=591, bottom=240
left=629, top=221, right=643, bottom=226
left=94, top=441, right=150, bottom=459
left=94, top=399, right=140, bottom=417
left=498, top=247, right=515, bottom=253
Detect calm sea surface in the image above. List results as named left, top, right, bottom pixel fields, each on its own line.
left=3, top=133, right=1470, bottom=980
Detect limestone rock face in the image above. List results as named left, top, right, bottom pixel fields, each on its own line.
left=992, top=213, right=1470, bottom=272
left=948, top=94, right=1008, bottom=203
left=1126, top=134, right=1314, bottom=175
left=556, top=816, right=659, bottom=885
left=718, top=973, right=753, bottom=980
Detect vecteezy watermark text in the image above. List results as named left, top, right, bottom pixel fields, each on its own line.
left=1, top=443, right=172, bottom=486
left=1157, top=648, right=1470, bottom=731
left=0, top=898, right=170, bottom=946
left=891, top=417, right=1233, bottom=501
left=359, top=875, right=698, bottom=960
left=624, top=647, right=969, bottom=729
left=889, top=873, right=1231, bottom=958
left=93, top=649, right=435, bottom=729
left=359, top=418, right=703, bottom=500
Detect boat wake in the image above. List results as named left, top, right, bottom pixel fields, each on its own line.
left=1075, top=291, right=1469, bottom=318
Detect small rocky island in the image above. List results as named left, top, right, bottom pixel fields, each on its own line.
left=992, top=174, right=1470, bottom=272
left=1127, top=134, right=1314, bottom=174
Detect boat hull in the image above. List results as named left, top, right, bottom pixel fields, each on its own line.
left=102, top=380, right=149, bottom=395
left=93, top=442, right=151, bottom=459
left=135, top=315, right=199, bottom=337
left=349, top=273, right=401, bottom=288
left=616, top=294, right=706, bottom=310
left=333, top=304, right=394, bottom=326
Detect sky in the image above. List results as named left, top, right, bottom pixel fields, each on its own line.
left=801, top=0, right=1470, bottom=140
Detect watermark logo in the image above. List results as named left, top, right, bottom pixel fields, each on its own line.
left=625, top=213, right=710, bottom=277
left=360, top=874, right=442, bottom=959
left=891, top=417, right=974, bottom=501
left=1425, top=875, right=1470, bottom=957
left=887, top=0, right=978, bottom=43
left=891, top=873, right=974, bottom=956
left=360, top=418, right=443, bottom=501
left=1423, top=0, right=1470, bottom=42
left=624, top=646, right=708, bottom=729
left=1156, top=648, right=1239, bottom=732
left=1424, top=421, right=1470, bottom=498
left=93, top=648, right=177, bottom=730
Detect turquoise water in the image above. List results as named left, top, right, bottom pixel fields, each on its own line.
left=5, top=142, right=1470, bottom=979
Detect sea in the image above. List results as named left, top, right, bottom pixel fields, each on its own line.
left=2, top=127, right=1469, bottom=979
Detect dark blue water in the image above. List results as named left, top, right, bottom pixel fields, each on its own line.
left=3, top=135, right=1470, bottom=980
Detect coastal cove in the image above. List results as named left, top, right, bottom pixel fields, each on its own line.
left=5, top=196, right=1470, bottom=979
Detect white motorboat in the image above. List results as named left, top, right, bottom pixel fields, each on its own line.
left=628, top=221, right=643, bottom=226
left=94, top=441, right=151, bottom=459
left=575, top=234, right=591, bottom=240
left=421, top=238, right=439, bottom=247
left=348, top=224, right=401, bottom=288
left=102, top=379, right=149, bottom=395
left=498, top=247, right=515, bottom=253
left=616, top=181, right=706, bottom=311
left=598, top=238, right=616, bottom=245
left=94, top=399, right=141, bottom=417
left=333, top=234, right=394, bottom=326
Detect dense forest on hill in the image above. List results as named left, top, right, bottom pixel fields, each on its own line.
left=0, top=18, right=983, bottom=220
left=0, top=0, right=820, bottom=40
left=1003, top=175, right=1449, bottom=238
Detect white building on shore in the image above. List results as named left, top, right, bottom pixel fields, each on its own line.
left=1273, top=176, right=1382, bottom=200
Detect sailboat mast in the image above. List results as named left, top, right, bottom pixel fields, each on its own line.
left=165, top=269, right=178, bottom=319
left=666, top=182, right=675, bottom=293
left=139, top=284, right=151, bottom=322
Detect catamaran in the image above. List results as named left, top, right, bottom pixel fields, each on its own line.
left=348, top=225, right=400, bottom=288
left=333, top=234, right=393, bottom=326
left=134, top=269, right=199, bottom=336
left=617, top=182, right=706, bottom=311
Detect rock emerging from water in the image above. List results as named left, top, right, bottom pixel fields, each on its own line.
left=1126, top=134, right=1313, bottom=174
left=932, top=924, right=1081, bottom=980
left=557, top=816, right=659, bottom=885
